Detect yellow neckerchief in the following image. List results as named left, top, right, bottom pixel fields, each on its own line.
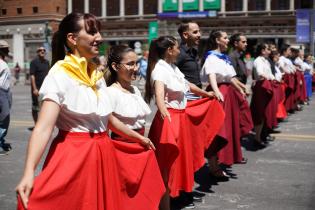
left=57, top=53, right=104, bottom=94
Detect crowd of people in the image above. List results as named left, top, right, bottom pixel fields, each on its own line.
left=0, top=12, right=311, bottom=210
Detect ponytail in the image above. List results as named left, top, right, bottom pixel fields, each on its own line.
left=144, top=36, right=177, bottom=103
left=51, top=31, right=66, bottom=66
left=144, top=39, right=158, bottom=103
left=105, top=44, right=134, bottom=86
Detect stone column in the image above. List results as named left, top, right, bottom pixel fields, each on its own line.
left=178, top=0, right=183, bottom=12
left=102, top=0, right=106, bottom=17
left=67, top=0, right=72, bottom=14
left=120, top=0, right=125, bottom=16
left=139, top=0, right=143, bottom=15
left=199, top=0, right=204, bottom=12
left=158, top=0, right=163, bottom=13
left=289, top=0, right=294, bottom=10
left=13, top=32, right=24, bottom=68
left=266, top=0, right=271, bottom=11
left=84, top=0, right=89, bottom=13
left=221, top=0, right=226, bottom=16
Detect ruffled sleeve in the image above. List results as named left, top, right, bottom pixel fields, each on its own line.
left=39, top=68, right=67, bottom=105
left=203, top=55, right=220, bottom=75
left=151, top=66, right=169, bottom=86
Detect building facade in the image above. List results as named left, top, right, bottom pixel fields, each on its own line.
left=69, top=0, right=313, bottom=53
left=0, top=0, right=66, bottom=68
left=0, top=0, right=313, bottom=67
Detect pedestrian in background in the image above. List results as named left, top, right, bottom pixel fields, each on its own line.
left=0, top=40, right=12, bottom=155
left=14, top=62, right=21, bottom=85
left=29, top=46, right=49, bottom=129
left=138, top=50, right=149, bottom=79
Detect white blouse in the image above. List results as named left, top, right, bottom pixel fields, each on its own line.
left=39, top=64, right=112, bottom=133
left=151, top=59, right=189, bottom=110
left=279, top=56, right=295, bottom=74
left=253, top=56, right=275, bottom=80
left=274, top=65, right=283, bottom=82
left=200, top=54, right=236, bottom=84
left=294, top=57, right=306, bottom=72
left=106, top=85, right=151, bottom=129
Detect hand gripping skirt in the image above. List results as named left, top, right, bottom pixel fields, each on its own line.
left=264, top=81, right=279, bottom=129
left=284, top=74, right=296, bottom=111
left=148, top=98, right=224, bottom=197
left=111, top=129, right=165, bottom=210
left=17, top=131, right=164, bottom=210
left=250, top=80, right=273, bottom=127
left=276, top=82, right=287, bottom=119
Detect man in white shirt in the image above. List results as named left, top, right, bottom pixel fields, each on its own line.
left=0, top=40, right=12, bottom=155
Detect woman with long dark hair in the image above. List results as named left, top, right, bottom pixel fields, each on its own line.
left=105, top=44, right=165, bottom=210
left=145, top=36, right=224, bottom=210
left=251, top=43, right=275, bottom=145
left=200, top=30, right=254, bottom=167
left=16, top=13, right=155, bottom=210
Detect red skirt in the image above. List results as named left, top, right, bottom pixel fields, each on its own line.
left=211, top=84, right=252, bottom=166
left=251, top=80, right=273, bottom=127
left=284, top=74, right=296, bottom=111
left=265, top=81, right=278, bottom=129
left=148, top=99, right=224, bottom=197
left=186, top=98, right=225, bottom=171
left=276, top=82, right=287, bottom=119
left=111, top=129, right=165, bottom=210
left=17, top=131, right=164, bottom=210
left=301, top=76, right=307, bottom=102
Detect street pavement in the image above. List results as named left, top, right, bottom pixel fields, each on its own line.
left=1, top=81, right=315, bottom=210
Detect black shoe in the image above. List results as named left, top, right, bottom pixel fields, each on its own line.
left=0, top=150, right=9, bottom=155
left=270, top=129, right=281, bottom=134
left=183, top=202, right=195, bottom=209
left=266, top=135, right=275, bottom=141
left=192, top=196, right=202, bottom=202
left=236, top=157, right=248, bottom=164
left=253, top=140, right=266, bottom=149
left=2, top=143, right=12, bottom=152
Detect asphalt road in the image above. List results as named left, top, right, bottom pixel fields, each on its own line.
left=0, top=81, right=315, bottom=210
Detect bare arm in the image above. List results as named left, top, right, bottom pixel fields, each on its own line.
left=231, top=77, right=246, bottom=96
left=30, top=75, right=39, bottom=96
left=188, top=82, right=215, bottom=98
left=209, top=73, right=224, bottom=102
left=16, top=100, right=60, bottom=208
left=154, top=81, right=171, bottom=122
left=108, top=114, right=155, bottom=150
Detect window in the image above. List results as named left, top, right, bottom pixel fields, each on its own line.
left=56, top=6, right=60, bottom=13
left=278, top=0, right=289, bottom=10
left=256, top=0, right=265, bottom=11
left=1, top=9, right=7, bottom=15
left=33, top=7, right=38, bottom=13
left=17, top=8, right=22, bottom=14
